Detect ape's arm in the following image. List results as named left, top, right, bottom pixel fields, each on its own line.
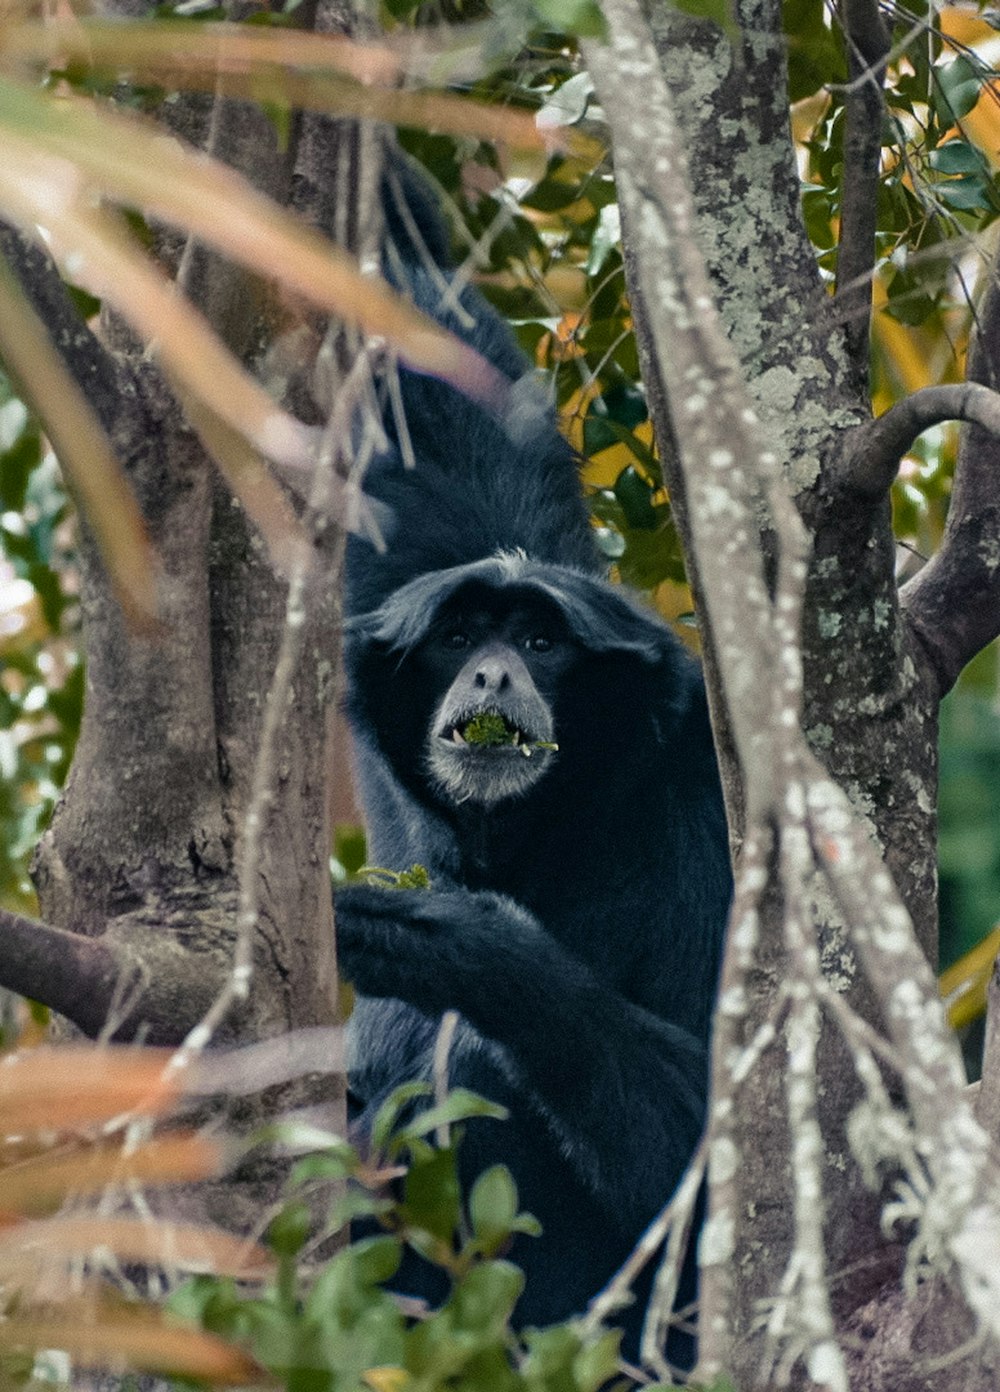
left=335, top=883, right=706, bottom=1236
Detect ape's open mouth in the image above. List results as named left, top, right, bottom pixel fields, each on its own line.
left=442, top=710, right=557, bottom=755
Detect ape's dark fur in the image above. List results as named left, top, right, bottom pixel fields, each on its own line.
left=336, top=174, right=732, bottom=1357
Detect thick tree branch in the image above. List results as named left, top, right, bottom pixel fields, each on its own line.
left=0, top=907, right=235, bottom=1043
left=835, top=0, right=890, bottom=378
left=0, top=907, right=122, bottom=1037
left=900, top=274, right=1000, bottom=695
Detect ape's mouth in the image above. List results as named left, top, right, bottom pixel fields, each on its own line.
left=442, top=710, right=557, bottom=755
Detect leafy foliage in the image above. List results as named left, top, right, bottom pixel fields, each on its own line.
left=171, top=1087, right=648, bottom=1392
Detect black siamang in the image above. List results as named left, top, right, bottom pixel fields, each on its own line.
left=335, top=169, right=732, bottom=1355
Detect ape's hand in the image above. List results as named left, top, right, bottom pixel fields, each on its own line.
left=334, top=883, right=553, bottom=1023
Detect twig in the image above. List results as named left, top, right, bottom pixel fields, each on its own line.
left=640, top=1143, right=708, bottom=1377
left=433, top=1010, right=460, bottom=1147
left=582, top=1137, right=707, bottom=1336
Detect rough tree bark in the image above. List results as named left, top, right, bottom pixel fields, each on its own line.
left=0, top=6, right=377, bottom=1231
left=585, top=0, right=1000, bottom=1388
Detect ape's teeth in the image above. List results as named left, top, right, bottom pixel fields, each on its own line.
left=452, top=728, right=466, bottom=745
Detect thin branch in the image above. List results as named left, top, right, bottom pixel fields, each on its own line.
left=582, top=1136, right=707, bottom=1336
left=433, top=1009, right=460, bottom=1147
left=640, top=1143, right=709, bottom=1379
left=836, top=0, right=891, bottom=379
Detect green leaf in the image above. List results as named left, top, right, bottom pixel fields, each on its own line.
left=614, top=466, right=659, bottom=530
left=289, top=1148, right=357, bottom=1188
left=327, top=1188, right=393, bottom=1233
left=934, top=56, right=984, bottom=125
left=521, top=177, right=583, bottom=213
left=334, top=823, right=367, bottom=876
left=469, top=1165, right=518, bottom=1253
left=884, top=267, right=937, bottom=327
left=929, top=139, right=985, bottom=175
left=784, top=0, right=846, bottom=99
left=529, top=0, right=608, bottom=38
left=801, top=186, right=836, bottom=252
left=268, top=1200, right=311, bottom=1257
left=394, top=1089, right=508, bottom=1146
left=448, top=1261, right=524, bottom=1332
left=935, top=174, right=989, bottom=213
left=371, top=1081, right=432, bottom=1154
left=350, top=1235, right=403, bottom=1287
left=402, top=1145, right=462, bottom=1243
left=522, top=1322, right=583, bottom=1381
left=672, top=0, right=738, bottom=39
left=573, top=1328, right=623, bottom=1392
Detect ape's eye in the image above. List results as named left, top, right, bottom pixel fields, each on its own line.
left=527, top=635, right=553, bottom=653
left=444, top=632, right=471, bottom=650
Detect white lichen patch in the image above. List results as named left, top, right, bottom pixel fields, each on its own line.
left=699, top=1209, right=736, bottom=1265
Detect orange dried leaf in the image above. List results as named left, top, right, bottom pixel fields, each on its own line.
left=0, top=21, right=586, bottom=156
left=0, top=79, right=508, bottom=412
left=1, top=20, right=403, bottom=87
left=0, top=1134, right=224, bottom=1213
left=0, top=172, right=319, bottom=471
left=0, top=1047, right=178, bottom=1133
left=1, top=1309, right=261, bottom=1384
left=1, top=1215, right=272, bottom=1276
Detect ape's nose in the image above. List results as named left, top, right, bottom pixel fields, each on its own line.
left=473, top=656, right=511, bottom=693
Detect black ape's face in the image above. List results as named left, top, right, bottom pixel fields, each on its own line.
left=416, top=590, right=577, bottom=807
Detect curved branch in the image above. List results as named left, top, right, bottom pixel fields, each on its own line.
left=900, top=278, right=1000, bottom=695
left=835, top=0, right=891, bottom=379
left=837, top=382, right=1000, bottom=495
